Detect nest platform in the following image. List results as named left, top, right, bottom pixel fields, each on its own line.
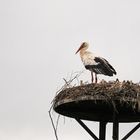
left=53, top=80, right=140, bottom=140
left=53, top=80, right=140, bottom=123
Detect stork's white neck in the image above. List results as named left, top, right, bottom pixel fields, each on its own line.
left=80, top=49, right=85, bottom=57
left=79, top=46, right=88, bottom=57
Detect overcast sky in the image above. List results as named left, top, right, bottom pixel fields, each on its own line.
left=0, top=0, right=140, bottom=140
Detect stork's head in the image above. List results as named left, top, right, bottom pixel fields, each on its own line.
left=75, top=42, right=89, bottom=54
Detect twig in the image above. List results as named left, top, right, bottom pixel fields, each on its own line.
left=53, top=70, right=84, bottom=99
left=48, top=106, right=59, bottom=140
left=56, top=114, right=60, bottom=131
left=49, top=70, right=84, bottom=139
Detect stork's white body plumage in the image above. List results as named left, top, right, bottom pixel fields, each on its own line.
left=76, top=42, right=116, bottom=83
left=80, top=51, right=97, bottom=66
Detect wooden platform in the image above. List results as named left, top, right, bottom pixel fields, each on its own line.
left=53, top=81, right=140, bottom=123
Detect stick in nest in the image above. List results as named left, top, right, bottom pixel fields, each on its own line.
left=49, top=70, right=85, bottom=140
left=48, top=105, right=59, bottom=140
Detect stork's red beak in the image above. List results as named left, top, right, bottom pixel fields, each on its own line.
left=75, top=44, right=84, bottom=54
left=75, top=47, right=81, bottom=54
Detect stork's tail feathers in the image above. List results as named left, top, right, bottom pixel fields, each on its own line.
left=107, top=63, right=117, bottom=75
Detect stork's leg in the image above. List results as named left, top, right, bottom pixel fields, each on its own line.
left=95, top=74, right=98, bottom=83
left=91, top=71, right=94, bottom=83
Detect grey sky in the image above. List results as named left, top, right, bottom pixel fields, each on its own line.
left=0, top=0, right=140, bottom=140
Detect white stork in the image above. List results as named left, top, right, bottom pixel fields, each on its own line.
left=75, top=42, right=117, bottom=83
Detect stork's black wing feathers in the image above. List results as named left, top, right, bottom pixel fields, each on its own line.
left=94, top=57, right=117, bottom=76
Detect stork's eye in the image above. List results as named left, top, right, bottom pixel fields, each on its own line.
left=83, top=42, right=86, bottom=46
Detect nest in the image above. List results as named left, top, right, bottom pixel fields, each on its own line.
left=53, top=80, right=140, bottom=122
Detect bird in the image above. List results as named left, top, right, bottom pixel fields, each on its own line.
left=75, top=42, right=117, bottom=83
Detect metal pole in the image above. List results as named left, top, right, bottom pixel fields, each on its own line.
left=112, top=111, right=119, bottom=140
left=99, top=122, right=107, bottom=140
left=121, top=123, right=140, bottom=140
left=75, top=118, right=99, bottom=140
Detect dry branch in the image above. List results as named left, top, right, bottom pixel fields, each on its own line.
left=49, top=71, right=84, bottom=140
left=48, top=105, right=59, bottom=140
